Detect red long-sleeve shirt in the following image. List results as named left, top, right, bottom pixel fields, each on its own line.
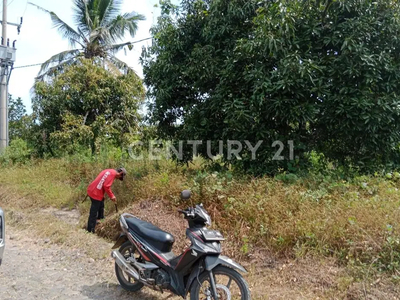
left=87, top=169, right=117, bottom=201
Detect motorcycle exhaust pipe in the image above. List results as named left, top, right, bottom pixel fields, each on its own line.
left=111, top=250, right=140, bottom=280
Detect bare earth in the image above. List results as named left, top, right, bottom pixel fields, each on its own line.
left=1, top=204, right=399, bottom=300
left=0, top=227, right=171, bottom=300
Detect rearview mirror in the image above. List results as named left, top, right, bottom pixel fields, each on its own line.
left=181, top=190, right=191, bottom=200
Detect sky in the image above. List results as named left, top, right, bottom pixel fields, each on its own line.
left=5, top=0, right=163, bottom=114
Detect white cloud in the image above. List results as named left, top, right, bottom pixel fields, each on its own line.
left=5, top=0, right=161, bottom=114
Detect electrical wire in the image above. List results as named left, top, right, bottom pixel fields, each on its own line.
left=13, top=37, right=153, bottom=69
left=0, top=0, right=18, bottom=15
left=22, top=0, right=28, bottom=17
left=7, top=0, right=16, bottom=7
left=13, top=62, right=42, bottom=69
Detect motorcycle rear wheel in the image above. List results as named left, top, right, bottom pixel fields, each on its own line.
left=115, top=240, right=144, bottom=292
left=190, top=265, right=251, bottom=300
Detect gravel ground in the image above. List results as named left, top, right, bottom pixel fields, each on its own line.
left=0, top=227, right=176, bottom=300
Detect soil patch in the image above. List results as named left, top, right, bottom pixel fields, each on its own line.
left=41, top=207, right=81, bottom=225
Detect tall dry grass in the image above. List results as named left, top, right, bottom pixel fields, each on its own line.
left=0, top=155, right=400, bottom=274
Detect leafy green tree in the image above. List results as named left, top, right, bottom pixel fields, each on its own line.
left=241, top=0, right=400, bottom=172
left=33, top=58, right=145, bottom=156
left=8, top=95, right=34, bottom=143
left=30, top=0, right=145, bottom=80
left=142, top=0, right=261, bottom=168
left=9, top=95, right=26, bottom=122
left=142, top=0, right=400, bottom=175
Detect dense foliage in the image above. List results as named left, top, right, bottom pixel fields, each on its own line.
left=32, top=59, right=145, bottom=156
left=142, top=0, right=400, bottom=175
left=8, top=95, right=31, bottom=143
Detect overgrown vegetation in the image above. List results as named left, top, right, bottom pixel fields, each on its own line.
left=5, top=60, right=145, bottom=158
left=33, top=59, right=145, bottom=156
left=1, top=146, right=400, bottom=279
left=142, top=0, right=400, bottom=174
left=1, top=1, right=400, bottom=293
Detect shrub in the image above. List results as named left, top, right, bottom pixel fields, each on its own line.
left=0, top=138, right=32, bottom=165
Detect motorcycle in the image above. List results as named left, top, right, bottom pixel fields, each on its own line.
left=111, top=190, right=251, bottom=300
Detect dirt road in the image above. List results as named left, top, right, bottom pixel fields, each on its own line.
left=2, top=206, right=398, bottom=300
left=0, top=228, right=171, bottom=300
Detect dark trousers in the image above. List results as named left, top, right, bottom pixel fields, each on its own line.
left=87, top=198, right=104, bottom=233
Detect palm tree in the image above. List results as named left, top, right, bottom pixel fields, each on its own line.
left=29, top=0, right=146, bottom=80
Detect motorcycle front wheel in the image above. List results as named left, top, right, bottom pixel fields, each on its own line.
left=190, top=265, right=251, bottom=300
left=115, top=240, right=144, bottom=292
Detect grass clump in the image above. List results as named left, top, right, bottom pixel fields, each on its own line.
left=0, top=150, right=399, bottom=277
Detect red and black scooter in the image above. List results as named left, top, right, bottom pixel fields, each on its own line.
left=111, top=190, right=251, bottom=300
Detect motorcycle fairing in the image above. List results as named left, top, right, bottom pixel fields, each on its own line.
left=205, top=255, right=248, bottom=273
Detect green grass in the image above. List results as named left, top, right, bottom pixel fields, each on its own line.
left=1, top=155, right=400, bottom=276
left=0, top=159, right=75, bottom=208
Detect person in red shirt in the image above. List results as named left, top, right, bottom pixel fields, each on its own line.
left=86, top=167, right=127, bottom=233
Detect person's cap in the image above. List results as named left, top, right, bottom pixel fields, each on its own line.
left=116, top=167, right=127, bottom=181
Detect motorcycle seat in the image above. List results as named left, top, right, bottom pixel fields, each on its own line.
left=125, top=216, right=175, bottom=253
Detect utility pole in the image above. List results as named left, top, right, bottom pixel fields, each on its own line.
left=0, top=0, right=7, bottom=150
left=0, top=0, right=20, bottom=151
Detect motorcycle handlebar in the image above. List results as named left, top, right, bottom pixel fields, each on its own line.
left=178, top=208, right=195, bottom=218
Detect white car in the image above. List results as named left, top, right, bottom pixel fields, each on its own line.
left=0, top=207, right=4, bottom=265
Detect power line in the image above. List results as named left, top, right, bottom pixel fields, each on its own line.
left=13, top=61, right=42, bottom=69
left=13, top=37, right=153, bottom=69
left=22, top=0, right=28, bottom=17
left=0, top=0, right=17, bottom=15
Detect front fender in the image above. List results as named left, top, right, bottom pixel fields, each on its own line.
left=185, top=255, right=248, bottom=296
left=111, top=233, right=128, bottom=249
left=205, top=255, right=247, bottom=273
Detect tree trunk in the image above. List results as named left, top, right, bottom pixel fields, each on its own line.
left=83, top=111, right=89, bottom=126
left=90, top=139, right=96, bottom=156
left=91, top=131, right=98, bottom=156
